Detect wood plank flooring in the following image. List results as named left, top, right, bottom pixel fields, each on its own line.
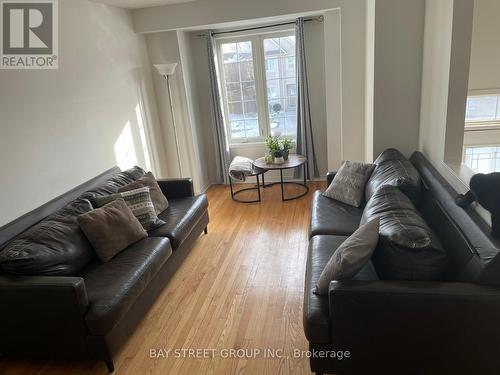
left=0, top=181, right=325, bottom=375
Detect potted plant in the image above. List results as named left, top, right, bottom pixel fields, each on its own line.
left=273, top=149, right=285, bottom=164
left=265, top=135, right=293, bottom=164
left=265, top=135, right=284, bottom=164
left=281, top=137, right=293, bottom=161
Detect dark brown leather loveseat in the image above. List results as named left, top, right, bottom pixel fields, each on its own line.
left=0, top=166, right=209, bottom=372
left=304, top=150, right=500, bottom=375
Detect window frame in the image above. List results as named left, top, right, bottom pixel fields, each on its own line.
left=216, top=30, right=296, bottom=145
left=465, top=92, right=500, bottom=131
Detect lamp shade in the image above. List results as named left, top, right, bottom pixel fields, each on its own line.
left=154, top=63, right=178, bottom=76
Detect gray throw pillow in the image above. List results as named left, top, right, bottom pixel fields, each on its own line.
left=78, top=199, right=147, bottom=262
left=314, top=218, right=380, bottom=295
left=118, top=172, right=169, bottom=214
left=323, top=160, right=375, bottom=207
left=92, top=186, right=165, bottom=231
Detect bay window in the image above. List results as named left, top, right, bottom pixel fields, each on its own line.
left=216, top=31, right=297, bottom=144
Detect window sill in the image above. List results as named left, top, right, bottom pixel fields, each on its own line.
left=442, top=161, right=475, bottom=190
left=444, top=161, right=493, bottom=226
left=229, top=142, right=266, bottom=149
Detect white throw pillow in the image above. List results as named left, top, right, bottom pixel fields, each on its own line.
left=314, top=218, right=380, bottom=295
left=322, top=160, right=375, bottom=207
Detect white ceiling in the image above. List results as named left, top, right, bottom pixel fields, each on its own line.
left=91, top=0, right=196, bottom=10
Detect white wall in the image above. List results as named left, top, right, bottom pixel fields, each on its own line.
left=145, top=31, right=213, bottom=192
left=145, top=31, right=185, bottom=179
left=372, top=0, right=425, bottom=158
left=133, top=0, right=341, bottom=33
left=0, top=0, right=163, bottom=227
left=419, top=0, right=454, bottom=165
left=468, top=0, right=500, bottom=91
left=329, top=2, right=368, bottom=166
left=418, top=0, right=474, bottom=192
left=365, top=0, right=375, bottom=162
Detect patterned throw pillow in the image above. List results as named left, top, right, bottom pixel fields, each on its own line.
left=92, top=187, right=165, bottom=231
left=118, top=172, right=168, bottom=214
left=322, top=161, right=375, bottom=207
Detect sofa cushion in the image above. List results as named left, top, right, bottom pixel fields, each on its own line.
left=361, top=185, right=447, bottom=281
left=148, top=195, right=208, bottom=249
left=81, top=237, right=172, bottom=335
left=79, top=166, right=146, bottom=201
left=304, top=235, right=379, bottom=343
left=0, top=199, right=96, bottom=276
left=365, top=148, right=422, bottom=203
left=309, top=191, right=363, bottom=238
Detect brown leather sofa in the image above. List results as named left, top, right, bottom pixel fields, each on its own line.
left=304, top=150, right=500, bottom=375
left=0, top=166, right=209, bottom=372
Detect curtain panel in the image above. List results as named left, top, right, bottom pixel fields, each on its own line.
left=295, top=17, right=320, bottom=179
left=207, top=31, right=231, bottom=184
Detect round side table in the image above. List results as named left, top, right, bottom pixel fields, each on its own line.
left=253, top=154, right=309, bottom=201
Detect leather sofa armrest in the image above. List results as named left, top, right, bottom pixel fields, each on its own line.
left=326, top=172, right=336, bottom=186
left=157, top=178, right=194, bottom=199
left=0, top=275, right=89, bottom=313
left=0, top=275, right=90, bottom=357
left=328, top=280, right=500, bottom=353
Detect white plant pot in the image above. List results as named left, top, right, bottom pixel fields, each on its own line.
left=274, top=156, right=285, bottom=164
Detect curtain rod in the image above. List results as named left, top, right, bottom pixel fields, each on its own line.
left=196, top=15, right=323, bottom=37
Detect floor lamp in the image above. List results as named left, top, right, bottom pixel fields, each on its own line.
left=154, top=63, right=183, bottom=178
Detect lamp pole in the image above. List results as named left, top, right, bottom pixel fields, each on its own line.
left=154, top=63, right=183, bottom=178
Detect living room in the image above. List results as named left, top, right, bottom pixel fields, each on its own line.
left=0, top=0, right=499, bottom=374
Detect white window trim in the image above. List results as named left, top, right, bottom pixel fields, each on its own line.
left=464, top=121, right=500, bottom=131
left=215, top=30, right=296, bottom=146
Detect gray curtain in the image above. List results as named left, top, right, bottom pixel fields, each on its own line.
left=207, top=31, right=230, bottom=184
left=295, top=18, right=320, bottom=179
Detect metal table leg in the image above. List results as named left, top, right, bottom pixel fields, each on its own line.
left=229, top=173, right=263, bottom=203
left=280, top=169, right=285, bottom=201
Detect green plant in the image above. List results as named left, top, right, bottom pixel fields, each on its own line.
left=265, top=135, right=280, bottom=153
left=266, top=135, right=293, bottom=159
left=281, top=137, right=293, bottom=152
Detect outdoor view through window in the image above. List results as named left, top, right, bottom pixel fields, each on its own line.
left=463, top=94, right=500, bottom=173
left=218, top=33, right=297, bottom=143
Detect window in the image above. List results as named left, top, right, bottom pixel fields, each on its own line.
left=465, top=94, right=500, bottom=129
left=464, top=146, right=500, bottom=173
left=217, top=32, right=297, bottom=143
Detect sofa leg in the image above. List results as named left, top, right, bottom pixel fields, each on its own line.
left=106, top=359, right=115, bottom=373
left=204, top=227, right=208, bottom=234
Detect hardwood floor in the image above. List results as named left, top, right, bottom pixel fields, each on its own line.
left=0, top=181, right=325, bottom=375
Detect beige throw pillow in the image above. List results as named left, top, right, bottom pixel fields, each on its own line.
left=322, top=160, right=375, bottom=207
left=78, top=199, right=147, bottom=262
left=119, top=172, right=169, bottom=214
left=314, top=218, right=380, bottom=295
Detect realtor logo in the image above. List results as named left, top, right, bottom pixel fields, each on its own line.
left=1, top=0, right=58, bottom=69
